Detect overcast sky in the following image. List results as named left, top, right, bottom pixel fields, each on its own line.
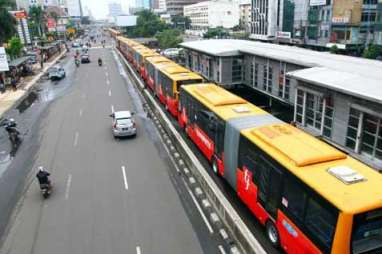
left=82, top=0, right=132, bottom=19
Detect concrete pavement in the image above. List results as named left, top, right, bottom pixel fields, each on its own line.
left=0, top=46, right=223, bottom=253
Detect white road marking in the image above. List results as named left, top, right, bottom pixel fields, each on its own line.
left=108, top=89, right=111, bottom=96
left=106, top=79, right=110, bottom=85
left=121, top=166, right=128, bottom=190
left=73, top=132, right=79, bottom=147
left=111, top=105, right=114, bottom=113
left=65, top=174, right=72, bottom=200
left=105, top=72, right=109, bottom=77
left=79, top=109, right=83, bottom=117
left=218, top=245, right=226, bottom=254
left=136, top=246, right=141, bottom=254
left=181, top=177, right=214, bottom=234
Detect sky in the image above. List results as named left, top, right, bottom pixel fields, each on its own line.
left=82, top=0, right=132, bottom=19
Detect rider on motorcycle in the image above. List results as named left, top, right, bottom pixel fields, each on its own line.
left=5, top=118, right=20, bottom=143
left=98, top=57, right=102, bottom=66
left=36, top=166, right=51, bottom=188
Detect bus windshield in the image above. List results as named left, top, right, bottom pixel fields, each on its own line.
left=352, top=209, right=382, bottom=254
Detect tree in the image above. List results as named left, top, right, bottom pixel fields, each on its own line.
left=329, top=45, right=339, bottom=54
left=29, top=5, right=46, bottom=37
left=5, top=36, right=23, bottom=59
left=156, top=29, right=183, bottom=49
left=362, top=44, right=382, bottom=59
left=129, top=10, right=168, bottom=37
left=171, top=15, right=191, bottom=30
left=0, top=0, right=16, bottom=44
left=203, top=27, right=229, bottom=39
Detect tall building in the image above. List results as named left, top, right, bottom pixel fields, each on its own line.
left=66, top=0, right=82, bottom=17
left=239, top=0, right=251, bottom=32
left=184, top=0, right=240, bottom=33
left=158, top=0, right=166, bottom=10
left=250, top=0, right=284, bottom=40
left=135, top=0, right=150, bottom=9
left=108, top=2, right=123, bottom=17
left=375, top=0, right=382, bottom=45
left=166, top=0, right=206, bottom=16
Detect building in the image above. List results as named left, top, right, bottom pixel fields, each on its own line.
left=375, top=0, right=382, bottom=45
left=108, top=2, right=123, bottom=17
left=152, top=0, right=160, bottom=9
left=184, top=0, right=240, bottom=33
left=158, top=0, right=166, bottom=10
left=135, top=0, right=150, bottom=9
left=239, top=0, right=251, bottom=32
left=250, top=0, right=284, bottom=40
left=66, top=0, right=82, bottom=17
left=180, top=39, right=382, bottom=170
left=166, top=0, right=206, bottom=16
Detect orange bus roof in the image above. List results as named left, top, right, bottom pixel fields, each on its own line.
left=182, top=84, right=266, bottom=121
left=146, top=56, right=171, bottom=65
left=242, top=123, right=382, bottom=214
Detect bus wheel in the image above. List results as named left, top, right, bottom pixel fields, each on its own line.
left=266, top=221, right=280, bottom=247
left=212, top=158, right=219, bottom=175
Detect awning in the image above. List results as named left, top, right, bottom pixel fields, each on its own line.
left=8, top=56, right=31, bottom=68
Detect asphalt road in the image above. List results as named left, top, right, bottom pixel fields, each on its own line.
left=0, top=43, right=225, bottom=254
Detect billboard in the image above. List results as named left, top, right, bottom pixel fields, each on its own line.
left=310, top=0, right=326, bottom=6
left=116, top=15, right=138, bottom=27
left=0, top=47, right=9, bottom=72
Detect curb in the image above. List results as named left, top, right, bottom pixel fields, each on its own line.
left=0, top=50, right=67, bottom=119
left=115, top=48, right=266, bottom=254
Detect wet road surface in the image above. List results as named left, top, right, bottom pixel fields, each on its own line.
left=0, top=43, right=227, bottom=254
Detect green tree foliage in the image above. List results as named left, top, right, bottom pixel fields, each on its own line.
left=171, top=15, right=191, bottom=30
left=131, top=10, right=167, bottom=37
left=329, top=45, right=339, bottom=54
left=0, top=0, right=16, bottom=44
left=362, top=44, right=382, bottom=59
left=156, top=29, right=182, bottom=49
left=6, top=36, right=23, bottom=59
left=203, top=27, right=229, bottom=39
left=29, top=5, right=45, bottom=37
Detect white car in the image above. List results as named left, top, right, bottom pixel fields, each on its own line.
left=48, top=65, right=66, bottom=80
left=110, top=111, right=137, bottom=138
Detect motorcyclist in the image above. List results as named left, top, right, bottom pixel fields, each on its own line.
left=5, top=118, right=20, bottom=143
left=98, top=57, right=102, bottom=66
left=36, top=166, right=51, bottom=188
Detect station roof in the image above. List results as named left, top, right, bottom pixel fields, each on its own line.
left=180, top=39, right=382, bottom=104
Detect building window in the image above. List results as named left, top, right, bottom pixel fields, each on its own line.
left=361, top=12, right=377, bottom=22
left=295, top=89, right=333, bottom=136
left=285, top=78, right=290, bottom=100
left=278, top=63, right=289, bottom=100
left=345, top=108, right=382, bottom=161
left=267, top=66, right=273, bottom=93
left=250, top=62, right=254, bottom=87
left=263, top=65, right=267, bottom=90
left=232, top=58, right=242, bottom=82
left=254, top=63, right=258, bottom=87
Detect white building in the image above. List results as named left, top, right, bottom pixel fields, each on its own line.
left=239, top=0, right=251, bottom=32
left=66, top=0, right=82, bottom=17
left=158, top=0, right=166, bottom=11
left=184, top=0, right=240, bottom=33
left=250, top=0, right=284, bottom=40
left=108, top=2, right=123, bottom=17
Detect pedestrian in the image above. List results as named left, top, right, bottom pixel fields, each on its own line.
left=0, top=75, right=5, bottom=93
left=11, top=78, right=17, bottom=91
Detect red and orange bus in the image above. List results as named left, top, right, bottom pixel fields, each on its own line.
left=179, top=83, right=382, bottom=254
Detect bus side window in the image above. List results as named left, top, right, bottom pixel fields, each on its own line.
left=281, top=177, right=307, bottom=224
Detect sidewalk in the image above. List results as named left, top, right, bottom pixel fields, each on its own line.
left=0, top=50, right=67, bottom=119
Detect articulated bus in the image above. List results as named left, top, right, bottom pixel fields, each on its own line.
left=133, top=49, right=159, bottom=80
left=145, top=56, right=173, bottom=91
left=179, top=83, right=382, bottom=254
left=158, top=65, right=203, bottom=117
left=108, top=28, right=121, bottom=38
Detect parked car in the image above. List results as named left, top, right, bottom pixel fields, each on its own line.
left=26, top=52, right=38, bottom=64
left=110, top=111, right=137, bottom=138
left=48, top=65, right=66, bottom=80
left=72, top=42, right=80, bottom=48
left=81, top=54, right=90, bottom=63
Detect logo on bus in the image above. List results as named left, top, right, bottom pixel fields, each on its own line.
left=195, top=127, right=213, bottom=151
left=282, top=219, right=298, bottom=238
left=243, top=166, right=252, bottom=191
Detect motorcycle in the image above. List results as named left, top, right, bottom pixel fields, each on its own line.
left=75, top=59, right=80, bottom=67
left=40, top=183, right=52, bottom=199
left=98, top=59, right=102, bottom=66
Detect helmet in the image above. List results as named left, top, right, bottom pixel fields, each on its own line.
left=38, top=166, right=44, bottom=172
left=7, top=118, right=16, bottom=127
